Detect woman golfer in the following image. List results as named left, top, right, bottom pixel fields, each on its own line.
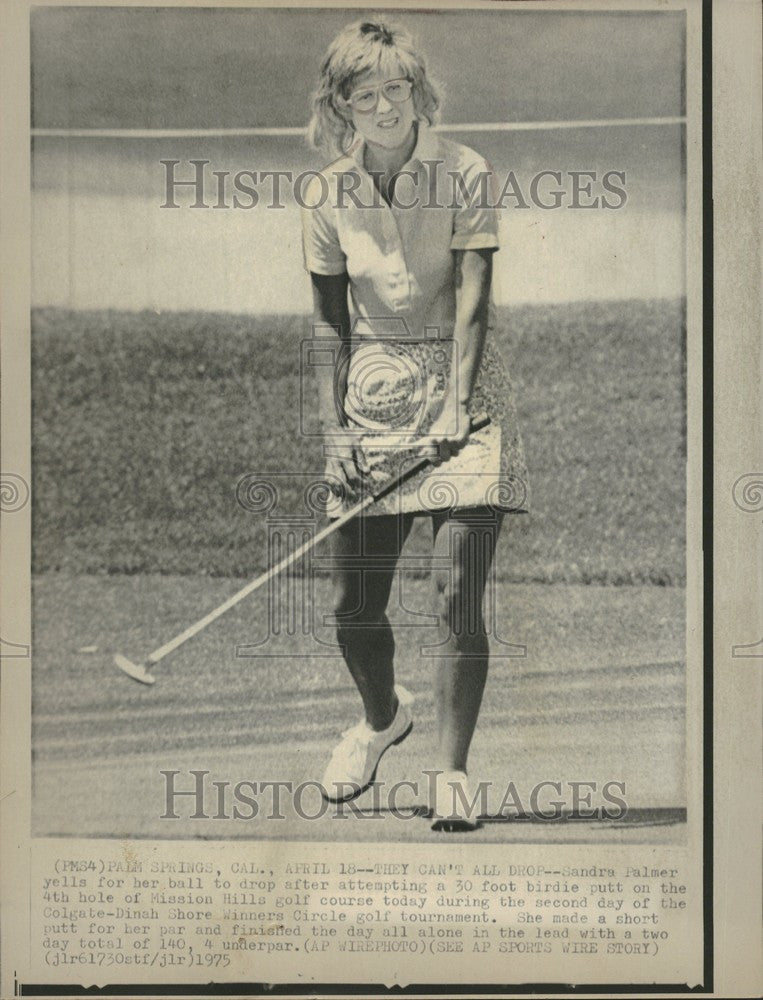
left=301, top=18, right=529, bottom=831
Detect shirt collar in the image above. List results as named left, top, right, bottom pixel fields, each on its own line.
left=348, top=120, right=440, bottom=175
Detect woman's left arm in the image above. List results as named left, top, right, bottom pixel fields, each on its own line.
left=428, top=247, right=494, bottom=458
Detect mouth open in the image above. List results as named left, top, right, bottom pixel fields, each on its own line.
left=377, top=116, right=400, bottom=130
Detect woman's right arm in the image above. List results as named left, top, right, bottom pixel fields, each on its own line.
left=309, top=271, right=365, bottom=498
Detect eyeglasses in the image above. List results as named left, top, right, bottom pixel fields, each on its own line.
left=343, top=77, right=413, bottom=114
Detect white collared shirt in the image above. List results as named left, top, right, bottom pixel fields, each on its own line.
left=300, top=123, right=499, bottom=340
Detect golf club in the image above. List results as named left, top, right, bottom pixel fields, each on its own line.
left=114, top=413, right=491, bottom=684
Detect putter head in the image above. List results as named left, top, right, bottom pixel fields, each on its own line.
left=114, top=653, right=156, bottom=686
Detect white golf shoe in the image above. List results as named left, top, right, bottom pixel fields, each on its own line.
left=321, top=685, right=414, bottom=803
left=428, top=769, right=481, bottom=832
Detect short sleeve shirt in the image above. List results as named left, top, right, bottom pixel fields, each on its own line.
left=300, top=123, right=500, bottom=340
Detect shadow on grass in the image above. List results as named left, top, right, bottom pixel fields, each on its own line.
left=332, top=806, right=686, bottom=828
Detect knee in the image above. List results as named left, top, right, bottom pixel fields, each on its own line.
left=332, top=578, right=391, bottom=656
left=432, top=568, right=486, bottom=641
left=332, top=579, right=359, bottom=622
left=331, top=574, right=387, bottom=626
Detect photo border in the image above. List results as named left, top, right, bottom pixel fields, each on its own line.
left=2, top=0, right=735, bottom=994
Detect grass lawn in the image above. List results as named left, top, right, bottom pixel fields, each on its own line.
left=31, top=298, right=685, bottom=584
left=32, top=572, right=686, bottom=841
left=30, top=299, right=688, bottom=841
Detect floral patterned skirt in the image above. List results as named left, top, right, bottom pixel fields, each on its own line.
left=328, top=331, right=530, bottom=518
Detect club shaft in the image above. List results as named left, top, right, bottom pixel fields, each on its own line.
left=146, top=493, right=376, bottom=664
left=145, top=413, right=491, bottom=665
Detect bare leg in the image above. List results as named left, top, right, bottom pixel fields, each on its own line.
left=329, top=510, right=414, bottom=731
left=430, top=507, right=503, bottom=772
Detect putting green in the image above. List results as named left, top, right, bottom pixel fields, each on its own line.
left=32, top=572, right=686, bottom=843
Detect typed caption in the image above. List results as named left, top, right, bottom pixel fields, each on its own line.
left=29, top=839, right=700, bottom=988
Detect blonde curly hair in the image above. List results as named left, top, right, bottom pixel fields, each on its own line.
left=307, top=17, right=442, bottom=158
